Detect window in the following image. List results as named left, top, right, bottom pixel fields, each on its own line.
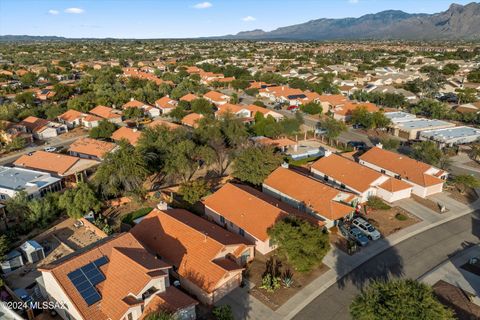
left=340, top=184, right=346, bottom=189
left=239, top=228, right=245, bottom=236
left=127, top=313, right=133, bottom=320
left=220, top=216, right=225, bottom=223
left=381, top=169, right=386, bottom=174
left=324, top=175, right=329, bottom=181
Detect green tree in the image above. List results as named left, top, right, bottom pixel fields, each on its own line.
left=26, top=193, right=60, bottom=228
left=300, top=102, right=323, bottom=115
left=169, top=106, right=188, bottom=122
left=212, top=305, right=234, bottom=320
left=441, top=63, right=459, bottom=76
left=89, top=120, right=117, bottom=139
left=452, top=174, right=480, bottom=194
left=53, top=83, right=75, bottom=101
left=468, top=68, right=480, bottom=82
left=94, top=141, right=149, bottom=198
left=379, top=137, right=400, bottom=151
left=191, top=98, right=214, bottom=115
left=351, top=106, right=374, bottom=129
left=411, top=141, right=443, bottom=166
left=457, top=88, right=478, bottom=105
left=20, top=72, right=37, bottom=87
left=321, top=118, right=347, bottom=139
left=415, top=99, right=449, bottom=119
left=268, top=217, right=330, bottom=272
left=231, top=79, right=250, bottom=91
left=179, top=179, right=210, bottom=206
left=163, top=139, right=214, bottom=182
left=194, top=115, right=248, bottom=176
left=232, top=145, right=282, bottom=185
left=350, top=279, right=454, bottom=320
left=371, top=111, right=391, bottom=129
left=59, top=182, right=101, bottom=219
left=0, top=235, right=9, bottom=260
left=124, top=107, right=144, bottom=120
left=5, top=137, right=26, bottom=152
left=15, top=92, right=35, bottom=105
left=5, top=191, right=30, bottom=227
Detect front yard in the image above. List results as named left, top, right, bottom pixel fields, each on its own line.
left=330, top=205, right=421, bottom=254
left=365, top=206, right=421, bottom=237
left=245, top=252, right=329, bottom=310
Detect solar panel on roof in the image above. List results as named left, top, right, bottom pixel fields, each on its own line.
left=93, top=256, right=108, bottom=267
left=67, top=256, right=109, bottom=306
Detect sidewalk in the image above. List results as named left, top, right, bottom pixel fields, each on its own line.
left=222, top=189, right=480, bottom=320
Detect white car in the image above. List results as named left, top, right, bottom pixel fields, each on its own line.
left=44, top=147, right=57, bottom=152
left=352, top=217, right=381, bottom=240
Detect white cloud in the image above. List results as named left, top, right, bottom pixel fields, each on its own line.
left=193, top=2, right=212, bottom=9
left=242, top=16, right=256, bottom=22
left=348, top=0, right=359, bottom=3
left=48, top=9, right=59, bottom=15
left=64, top=7, right=85, bottom=14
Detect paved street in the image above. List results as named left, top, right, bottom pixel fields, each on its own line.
left=292, top=212, right=480, bottom=320
left=0, top=134, right=86, bottom=165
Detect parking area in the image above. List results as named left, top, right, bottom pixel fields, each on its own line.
left=331, top=205, right=421, bottom=255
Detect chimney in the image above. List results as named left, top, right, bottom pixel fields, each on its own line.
left=281, top=162, right=289, bottom=169
left=376, top=143, right=383, bottom=149
left=156, top=201, right=168, bottom=211
left=324, top=149, right=332, bottom=157
left=204, top=232, right=208, bottom=242
left=132, top=128, right=138, bottom=132
left=130, top=97, right=134, bottom=101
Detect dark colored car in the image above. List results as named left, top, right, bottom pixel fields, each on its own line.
left=347, top=141, right=367, bottom=150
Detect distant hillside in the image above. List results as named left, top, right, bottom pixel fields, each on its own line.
left=0, top=35, right=68, bottom=42
left=219, top=2, right=480, bottom=40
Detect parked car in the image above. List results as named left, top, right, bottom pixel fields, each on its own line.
left=352, top=123, right=365, bottom=129
left=339, top=222, right=369, bottom=247
left=287, top=105, right=299, bottom=112
left=352, top=217, right=381, bottom=240
left=348, top=227, right=369, bottom=246
left=347, top=141, right=367, bottom=150
left=43, top=147, right=57, bottom=152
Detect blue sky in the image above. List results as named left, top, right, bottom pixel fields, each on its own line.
left=0, top=0, right=474, bottom=38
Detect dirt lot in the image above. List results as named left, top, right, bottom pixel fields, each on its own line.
left=246, top=252, right=329, bottom=310
left=366, top=206, right=421, bottom=237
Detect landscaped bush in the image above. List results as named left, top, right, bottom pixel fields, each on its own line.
left=395, top=213, right=408, bottom=221
left=122, top=207, right=153, bottom=225
left=367, top=196, right=391, bottom=210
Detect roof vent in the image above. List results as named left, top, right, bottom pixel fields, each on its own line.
left=281, top=162, right=289, bottom=169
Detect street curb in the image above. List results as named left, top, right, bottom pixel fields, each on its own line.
left=280, top=209, right=475, bottom=320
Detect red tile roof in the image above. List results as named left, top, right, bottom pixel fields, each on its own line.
left=40, top=233, right=171, bottom=320
left=264, top=167, right=355, bottom=221
left=311, top=154, right=383, bottom=193
left=204, top=183, right=324, bottom=241
left=359, top=147, right=444, bottom=187
left=131, top=209, right=253, bottom=293
left=111, top=127, right=142, bottom=145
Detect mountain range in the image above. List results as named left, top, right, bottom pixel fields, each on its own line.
left=218, top=2, right=480, bottom=41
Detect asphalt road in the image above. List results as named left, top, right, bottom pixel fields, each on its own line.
left=0, top=134, right=86, bottom=165
left=293, top=212, right=480, bottom=320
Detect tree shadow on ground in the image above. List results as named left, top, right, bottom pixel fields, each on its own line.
left=334, top=237, right=404, bottom=290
